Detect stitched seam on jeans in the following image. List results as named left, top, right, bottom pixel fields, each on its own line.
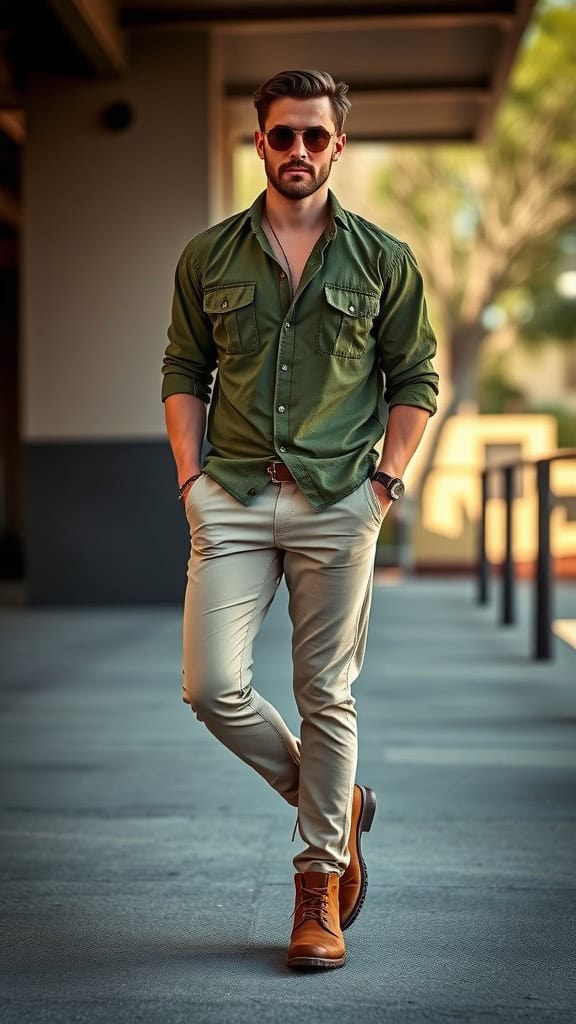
left=238, top=555, right=279, bottom=697
left=342, top=773, right=356, bottom=876
left=345, top=590, right=364, bottom=689
left=345, top=571, right=373, bottom=690
left=271, top=484, right=283, bottom=548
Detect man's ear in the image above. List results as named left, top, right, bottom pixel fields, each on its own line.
left=332, top=133, right=346, bottom=162
left=254, top=130, right=265, bottom=161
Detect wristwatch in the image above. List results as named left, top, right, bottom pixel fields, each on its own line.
left=372, top=471, right=405, bottom=501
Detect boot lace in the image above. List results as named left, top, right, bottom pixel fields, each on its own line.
left=290, top=883, right=330, bottom=924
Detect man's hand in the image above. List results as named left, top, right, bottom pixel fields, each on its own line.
left=180, top=474, right=201, bottom=508
left=370, top=479, right=393, bottom=517
left=164, top=394, right=207, bottom=509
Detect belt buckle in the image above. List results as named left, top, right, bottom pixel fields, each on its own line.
left=267, top=462, right=281, bottom=484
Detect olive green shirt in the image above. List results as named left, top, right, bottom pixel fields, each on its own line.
left=161, top=190, right=439, bottom=510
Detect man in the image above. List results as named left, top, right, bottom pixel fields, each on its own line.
left=162, top=69, right=438, bottom=970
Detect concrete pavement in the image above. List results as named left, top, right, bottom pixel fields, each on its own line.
left=1, top=578, right=575, bottom=1023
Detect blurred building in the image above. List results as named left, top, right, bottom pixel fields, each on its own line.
left=0, top=0, right=536, bottom=603
left=415, top=414, right=576, bottom=575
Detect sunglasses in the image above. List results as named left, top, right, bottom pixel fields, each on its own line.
left=263, top=125, right=336, bottom=153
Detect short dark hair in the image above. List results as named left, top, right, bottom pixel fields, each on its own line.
left=253, top=69, right=351, bottom=135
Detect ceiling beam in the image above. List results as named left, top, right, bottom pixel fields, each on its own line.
left=123, top=4, right=517, bottom=32
left=126, top=12, right=516, bottom=35
left=0, top=110, right=25, bottom=145
left=0, top=184, right=20, bottom=229
left=214, top=13, right=516, bottom=36
left=46, top=0, right=126, bottom=77
left=227, top=83, right=492, bottom=103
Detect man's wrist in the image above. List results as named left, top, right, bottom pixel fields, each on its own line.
left=178, top=473, right=201, bottom=501
left=178, top=467, right=201, bottom=488
left=376, top=462, right=405, bottom=479
left=372, top=470, right=405, bottom=501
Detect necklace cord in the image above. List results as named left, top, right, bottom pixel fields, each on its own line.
left=264, top=214, right=294, bottom=294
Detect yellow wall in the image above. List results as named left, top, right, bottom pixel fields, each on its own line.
left=414, top=414, right=576, bottom=566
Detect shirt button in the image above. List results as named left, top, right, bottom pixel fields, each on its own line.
left=221, top=299, right=228, bottom=309
left=281, top=363, right=288, bottom=372
left=279, top=445, right=287, bottom=453
left=280, top=271, right=286, bottom=280
left=285, top=322, right=291, bottom=330
left=348, top=304, right=355, bottom=313
left=247, top=487, right=256, bottom=496
left=277, top=405, right=286, bottom=414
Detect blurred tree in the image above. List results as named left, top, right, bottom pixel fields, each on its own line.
left=374, top=1, right=576, bottom=487
left=478, top=364, right=527, bottom=414
left=518, top=227, right=576, bottom=342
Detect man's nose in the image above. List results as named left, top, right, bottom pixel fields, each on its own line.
left=288, top=131, right=308, bottom=160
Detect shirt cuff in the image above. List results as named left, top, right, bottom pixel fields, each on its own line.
left=387, top=385, right=438, bottom=416
left=161, top=373, right=210, bottom=404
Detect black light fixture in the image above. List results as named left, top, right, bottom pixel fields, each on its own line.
left=102, top=101, right=134, bottom=132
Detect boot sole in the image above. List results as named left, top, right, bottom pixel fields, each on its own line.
left=287, top=954, right=346, bottom=970
left=341, top=785, right=376, bottom=931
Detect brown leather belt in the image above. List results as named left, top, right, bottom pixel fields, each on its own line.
left=266, top=462, right=296, bottom=483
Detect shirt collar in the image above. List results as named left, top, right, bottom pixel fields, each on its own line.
left=248, top=192, right=266, bottom=233
left=248, top=189, right=351, bottom=236
left=328, top=191, right=351, bottom=232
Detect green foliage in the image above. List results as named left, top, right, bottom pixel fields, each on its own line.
left=530, top=404, right=576, bottom=448
left=522, top=292, right=576, bottom=342
left=515, top=223, right=576, bottom=343
left=374, top=0, right=576, bottom=394
left=478, top=366, right=526, bottom=414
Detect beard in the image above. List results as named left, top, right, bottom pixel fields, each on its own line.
left=264, top=153, right=334, bottom=200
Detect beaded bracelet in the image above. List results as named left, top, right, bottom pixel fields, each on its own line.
left=178, top=474, right=201, bottom=500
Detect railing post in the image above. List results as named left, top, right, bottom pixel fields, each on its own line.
left=478, top=469, right=490, bottom=604
left=501, top=465, right=515, bottom=625
left=534, top=459, right=552, bottom=660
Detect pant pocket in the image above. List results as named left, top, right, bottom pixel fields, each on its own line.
left=363, top=478, right=384, bottom=527
left=184, top=472, right=205, bottom=515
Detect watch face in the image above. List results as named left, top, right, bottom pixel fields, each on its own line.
left=390, top=478, right=405, bottom=500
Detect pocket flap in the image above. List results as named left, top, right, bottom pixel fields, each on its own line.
left=324, top=285, right=379, bottom=318
left=203, top=283, right=256, bottom=314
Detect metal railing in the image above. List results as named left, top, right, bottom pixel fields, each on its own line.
left=477, top=449, right=576, bottom=660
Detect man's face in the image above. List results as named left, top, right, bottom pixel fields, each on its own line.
left=255, top=95, right=346, bottom=201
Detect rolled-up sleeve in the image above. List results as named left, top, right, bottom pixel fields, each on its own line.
left=161, top=243, right=217, bottom=404
left=376, top=244, right=439, bottom=416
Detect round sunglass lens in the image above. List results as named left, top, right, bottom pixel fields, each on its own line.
left=267, top=127, right=295, bottom=150
left=303, top=129, right=331, bottom=152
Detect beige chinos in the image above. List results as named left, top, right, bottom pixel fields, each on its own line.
left=182, top=471, right=384, bottom=875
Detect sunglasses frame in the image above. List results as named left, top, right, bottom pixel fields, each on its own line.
left=263, top=125, right=336, bottom=153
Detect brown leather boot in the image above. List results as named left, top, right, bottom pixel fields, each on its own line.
left=339, top=784, right=376, bottom=930
left=287, top=871, right=346, bottom=969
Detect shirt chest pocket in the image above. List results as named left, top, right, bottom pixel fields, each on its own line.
left=203, top=282, right=260, bottom=355
left=317, top=284, right=380, bottom=359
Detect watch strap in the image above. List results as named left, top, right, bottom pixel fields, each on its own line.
left=372, top=471, right=396, bottom=489
left=372, top=471, right=405, bottom=500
